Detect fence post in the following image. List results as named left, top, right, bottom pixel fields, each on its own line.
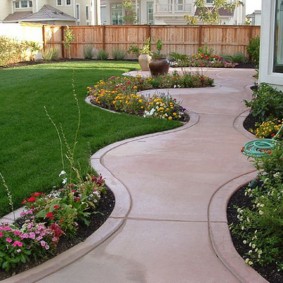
left=102, top=25, right=106, bottom=50
left=146, top=25, right=151, bottom=40
left=61, top=26, right=65, bottom=59
left=198, top=25, right=203, bottom=49
left=42, top=25, right=46, bottom=52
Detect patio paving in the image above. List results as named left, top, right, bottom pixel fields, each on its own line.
left=2, top=68, right=269, bottom=283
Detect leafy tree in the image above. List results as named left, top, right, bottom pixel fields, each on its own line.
left=122, top=0, right=136, bottom=24
left=185, top=0, right=243, bottom=25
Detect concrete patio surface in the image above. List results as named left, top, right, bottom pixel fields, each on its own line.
left=2, top=68, right=269, bottom=283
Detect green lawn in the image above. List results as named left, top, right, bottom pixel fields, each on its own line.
left=0, top=61, right=181, bottom=217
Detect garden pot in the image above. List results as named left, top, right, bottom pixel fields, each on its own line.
left=138, top=54, right=152, bottom=71
left=149, top=58, right=170, bottom=77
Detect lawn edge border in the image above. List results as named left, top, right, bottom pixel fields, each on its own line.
left=1, top=110, right=199, bottom=283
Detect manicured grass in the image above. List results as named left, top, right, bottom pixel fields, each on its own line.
left=0, top=61, right=181, bottom=217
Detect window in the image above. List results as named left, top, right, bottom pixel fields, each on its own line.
left=206, top=0, right=214, bottom=3
left=176, top=0, right=184, bottom=11
left=66, top=0, right=71, bottom=5
left=86, top=5, right=89, bottom=21
left=14, top=0, right=32, bottom=9
left=274, top=0, right=283, bottom=73
left=21, top=0, right=28, bottom=8
left=111, top=4, right=123, bottom=25
left=57, top=0, right=62, bottom=6
left=76, top=4, right=80, bottom=21
left=147, top=1, right=153, bottom=24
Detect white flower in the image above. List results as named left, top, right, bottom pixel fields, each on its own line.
left=59, top=170, right=66, bottom=177
left=273, top=172, right=280, bottom=178
left=62, top=178, right=67, bottom=185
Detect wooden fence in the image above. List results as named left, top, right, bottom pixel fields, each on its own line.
left=43, top=25, right=260, bottom=59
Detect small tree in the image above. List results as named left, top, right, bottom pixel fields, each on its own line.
left=64, top=26, right=75, bottom=59
left=122, top=0, right=136, bottom=24
left=185, top=0, right=243, bottom=25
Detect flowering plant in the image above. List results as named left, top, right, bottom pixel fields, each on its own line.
left=230, top=143, right=283, bottom=270
left=253, top=119, right=282, bottom=138
left=0, top=173, right=106, bottom=272
left=87, top=73, right=213, bottom=121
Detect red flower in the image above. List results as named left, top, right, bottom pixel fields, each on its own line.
left=50, top=223, right=64, bottom=238
left=32, top=192, right=42, bottom=197
left=27, top=197, right=36, bottom=203
left=46, top=212, right=54, bottom=220
left=53, top=205, right=60, bottom=210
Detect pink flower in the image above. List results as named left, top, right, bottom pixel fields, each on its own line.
left=13, top=241, right=23, bottom=247
left=0, top=232, right=3, bottom=238
left=13, top=230, right=22, bottom=236
left=29, top=232, right=36, bottom=239
left=6, top=238, right=12, bottom=243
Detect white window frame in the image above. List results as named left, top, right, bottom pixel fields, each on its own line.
left=176, top=0, right=184, bottom=11
left=14, top=0, right=33, bottom=9
left=76, top=3, right=80, bottom=22
left=259, top=0, right=283, bottom=89
left=56, top=0, right=63, bottom=6
left=66, top=0, right=71, bottom=6
left=86, top=5, right=89, bottom=22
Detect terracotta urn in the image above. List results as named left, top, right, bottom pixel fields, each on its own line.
left=149, top=58, right=170, bottom=77
left=138, top=54, right=152, bottom=71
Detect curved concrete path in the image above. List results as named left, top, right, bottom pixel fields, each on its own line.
left=2, top=68, right=268, bottom=283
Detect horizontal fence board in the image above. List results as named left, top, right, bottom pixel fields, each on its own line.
left=1, top=23, right=260, bottom=60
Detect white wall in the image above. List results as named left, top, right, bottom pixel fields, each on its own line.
left=259, top=0, right=283, bottom=91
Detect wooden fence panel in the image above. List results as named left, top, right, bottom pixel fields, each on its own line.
left=41, top=25, right=260, bottom=59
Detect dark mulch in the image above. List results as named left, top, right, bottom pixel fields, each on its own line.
left=234, top=62, right=256, bottom=69
left=227, top=113, right=283, bottom=283
left=0, top=187, right=115, bottom=281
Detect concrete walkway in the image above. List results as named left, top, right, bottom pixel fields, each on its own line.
left=3, top=68, right=268, bottom=283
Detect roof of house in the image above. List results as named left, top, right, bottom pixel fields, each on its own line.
left=3, top=11, right=33, bottom=22
left=195, top=7, right=234, bottom=17
left=21, top=5, right=76, bottom=22
left=3, top=5, right=76, bottom=23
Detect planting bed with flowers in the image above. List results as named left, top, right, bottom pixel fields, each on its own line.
left=87, top=72, right=214, bottom=121
left=227, top=83, right=283, bottom=283
left=169, top=46, right=241, bottom=68
left=0, top=173, right=114, bottom=280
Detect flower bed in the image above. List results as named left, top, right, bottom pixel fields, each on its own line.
left=0, top=173, right=107, bottom=274
left=228, top=83, right=283, bottom=281
left=87, top=73, right=214, bottom=121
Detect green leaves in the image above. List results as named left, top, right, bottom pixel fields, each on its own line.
left=245, top=83, right=283, bottom=124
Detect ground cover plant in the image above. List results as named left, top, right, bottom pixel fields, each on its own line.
left=228, top=83, right=283, bottom=282
left=228, top=143, right=283, bottom=282
left=244, top=83, right=283, bottom=137
left=87, top=72, right=213, bottom=120
left=0, top=61, right=183, bottom=218
left=169, top=47, right=239, bottom=68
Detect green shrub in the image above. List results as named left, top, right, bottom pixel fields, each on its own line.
left=230, top=52, right=248, bottom=63
left=42, top=48, right=59, bottom=61
left=83, top=45, right=94, bottom=59
left=244, top=83, right=283, bottom=123
left=0, top=36, right=22, bottom=66
left=112, top=48, right=127, bottom=60
left=247, top=36, right=260, bottom=66
left=97, top=49, right=109, bottom=60
left=230, top=143, right=283, bottom=270
left=0, top=37, right=41, bottom=66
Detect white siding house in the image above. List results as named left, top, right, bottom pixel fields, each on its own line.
left=259, top=0, right=283, bottom=90
left=0, top=0, right=246, bottom=26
